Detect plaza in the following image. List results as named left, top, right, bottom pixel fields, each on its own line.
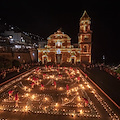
left=0, top=66, right=119, bottom=120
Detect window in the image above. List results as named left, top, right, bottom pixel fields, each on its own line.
left=9, top=35, right=13, bottom=39
left=21, top=37, right=25, bottom=42
left=15, top=45, right=21, bottom=49
left=56, top=41, right=62, bottom=48
left=9, top=35, right=14, bottom=43
left=85, top=26, right=88, bottom=32
left=83, top=46, right=87, bottom=52
left=18, top=56, right=20, bottom=59
left=57, top=42, right=61, bottom=47
left=84, top=35, right=89, bottom=41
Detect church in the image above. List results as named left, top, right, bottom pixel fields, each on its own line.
left=38, top=11, right=92, bottom=65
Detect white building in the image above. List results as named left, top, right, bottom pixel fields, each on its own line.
left=1, top=30, right=33, bottom=50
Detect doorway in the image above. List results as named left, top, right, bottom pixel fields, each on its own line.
left=56, top=54, right=62, bottom=64
left=44, top=57, right=47, bottom=64
left=71, top=58, right=74, bottom=64
left=71, top=56, right=76, bottom=64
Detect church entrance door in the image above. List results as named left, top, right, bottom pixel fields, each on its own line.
left=44, top=57, right=47, bottom=64
left=71, top=56, right=76, bottom=64
left=71, top=58, right=74, bottom=64
left=56, top=54, right=62, bottom=64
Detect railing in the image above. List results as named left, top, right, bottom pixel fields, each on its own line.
left=78, top=68, right=120, bottom=110
left=0, top=66, right=37, bottom=93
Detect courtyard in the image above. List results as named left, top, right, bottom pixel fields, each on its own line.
left=0, top=66, right=119, bottom=120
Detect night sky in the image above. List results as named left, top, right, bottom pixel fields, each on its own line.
left=0, top=0, right=119, bottom=64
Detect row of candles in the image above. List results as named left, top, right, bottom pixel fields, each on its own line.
left=0, top=66, right=119, bottom=119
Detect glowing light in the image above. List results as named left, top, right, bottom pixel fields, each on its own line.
left=64, top=98, right=68, bottom=101
left=25, top=93, right=29, bottom=97
left=44, top=106, right=47, bottom=111
left=77, top=96, right=81, bottom=101
left=79, top=84, right=85, bottom=89
left=80, top=109, right=83, bottom=114
left=57, top=42, right=61, bottom=46
left=56, top=49, right=61, bottom=54
left=82, top=86, right=85, bottom=89
left=24, top=86, right=27, bottom=90
left=0, top=66, right=118, bottom=119
left=18, top=55, right=20, bottom=59
left=31, top=95, right=35, bottom=100
left=24, top=105, right=28, bottom=112
left=44, top=97, right=48, bottom=101
left=55, top=103, right=59, bottom=107
left=71, top=113, right=75, bottom=117
left=9, top=35, right=12, bottom=38
left=15, top=45, right=21, bottom=49
left=0, top=105, right=3, bottom=110
left=28, top=88, right=31, bottom=92
left=58, top=87, right=63, bottom=91
left=77, top=103, right=82, bottom=107
left=87, top=84, right=91, bottom=89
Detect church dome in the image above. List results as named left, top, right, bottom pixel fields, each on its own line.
left=47, top=29, right=71, bottom=41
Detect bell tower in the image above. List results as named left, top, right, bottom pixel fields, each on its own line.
left=78, top=10, right=92, bottom=64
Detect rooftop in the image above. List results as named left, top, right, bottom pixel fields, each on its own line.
left=47, top=29, right=71, bottom=41
left=80, top=10, right=91, bottom=21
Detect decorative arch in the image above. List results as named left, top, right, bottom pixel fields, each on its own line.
left=70, top=55, right=76, bottom=64
left=56, top=41, right=62, bottom=48
left=42, top=55, right=48, bottom=64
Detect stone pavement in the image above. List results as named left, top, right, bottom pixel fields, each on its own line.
left=82, top=67, right=120, bottom=106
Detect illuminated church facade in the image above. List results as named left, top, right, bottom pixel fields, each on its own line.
left=38, top=11, right=92, bottom=64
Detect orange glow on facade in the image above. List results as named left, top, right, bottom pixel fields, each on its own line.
left=38, top=11, right=92, bottom=64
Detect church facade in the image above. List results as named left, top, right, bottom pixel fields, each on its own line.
left=38, top=11, right=92, bottom=64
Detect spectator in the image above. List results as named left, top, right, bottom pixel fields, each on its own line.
left=2, top=70, right=6, bottom=79
left=17, top=67, right=20, bottom=73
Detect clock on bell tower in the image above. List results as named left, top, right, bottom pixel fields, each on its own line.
left=78, top=10, right=92, bottom=64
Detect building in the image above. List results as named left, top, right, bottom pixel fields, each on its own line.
left=38, top=29, right=79, bottom=64
left=38, top=10, right=92, bottom=65
left=1, top=30, right=32, bottom=50
left=0, top=31, right=39, bottom=63
left=78, top=10, right=92, bottom=63
left=0, top=35, right=11, bottom=52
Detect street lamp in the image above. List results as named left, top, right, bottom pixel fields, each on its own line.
left=102, top=55, right=105, bottom=64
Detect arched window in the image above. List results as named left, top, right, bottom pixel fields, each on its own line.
left=83, top=45, right=87, bottom=52
left=85, top=25, right=88, bottom=32
left=56, top=41, right=62, bottom=48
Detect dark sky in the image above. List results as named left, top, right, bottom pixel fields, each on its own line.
left=0, top=0, right=120, bottom=64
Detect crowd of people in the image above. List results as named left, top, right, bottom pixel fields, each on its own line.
left=84, top=63, right=120, bottom=80
left=0, top=63, right=39, bottom=80
left=1, top=62, right=120, bottom=81
left=103, top=66, right=120, bottom=80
